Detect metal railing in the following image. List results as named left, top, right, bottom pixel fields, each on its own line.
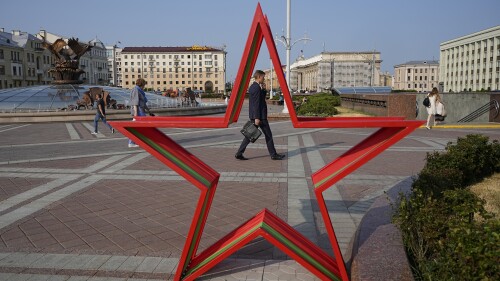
left=457, top=99, right=499, bottom=123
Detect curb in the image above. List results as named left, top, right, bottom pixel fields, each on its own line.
left=420, top=124, right=500, bottom=129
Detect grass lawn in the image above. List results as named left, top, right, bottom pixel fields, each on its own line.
left=470, top=173, right=500, bottom=217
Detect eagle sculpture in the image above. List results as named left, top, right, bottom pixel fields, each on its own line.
left=41, top=37, right=68, bottom=60
left=67, top=37, right=92, bottom=60
left=40, top=36, right=92, bottom=62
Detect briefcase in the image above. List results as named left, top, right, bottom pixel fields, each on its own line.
left=240, top=121, right=262, bottom=143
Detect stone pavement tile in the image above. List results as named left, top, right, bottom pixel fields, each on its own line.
left=3, top=156, right=110, bottom=170
left=134, top=257, right=162, bottom=273
left=116, top=256, right=145, bottom=272
left=66, top=276, right=92, bottom=281
left=97, top=255, right=128, bottom=271
left=0, top=123, right=69, bottom=146
left=0, top=177, right=52, bottom=202
left=151, top=258, right=177, bottom=274
left=321, top=150, right=426, bottom=176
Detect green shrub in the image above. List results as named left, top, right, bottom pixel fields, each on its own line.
left=394, top=188, right=498, bottom=280
left=412, top=167, right=463, bottom=198
left=296, top=93, right=340, bottom=116
left=416, top=135, right=500, bottom=193
left=393, top=134, right=500, bottom=280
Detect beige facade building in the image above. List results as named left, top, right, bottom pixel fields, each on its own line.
left=379, top=71, right=393, bottom=87
left=393, top=60, right=439, bottom=92
left=440, top=25, right=500, bottom=92
left=286, top=51, right=382, bottom=92
left=120, top=46, right=226, bottom=92
left=263, top=65, right=286, bottom=93
left=0, top=29, right=53, bottom=89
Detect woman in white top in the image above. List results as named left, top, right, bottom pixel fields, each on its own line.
left=426, top=87, right=441, bottom=129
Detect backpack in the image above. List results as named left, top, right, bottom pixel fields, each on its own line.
left=423, top=97, right=430, bottom=107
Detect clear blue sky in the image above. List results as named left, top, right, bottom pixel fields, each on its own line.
left=2, top=0, right=499, bottom=81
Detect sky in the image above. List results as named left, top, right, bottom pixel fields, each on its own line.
left=1, top=0, right=499, bottom=82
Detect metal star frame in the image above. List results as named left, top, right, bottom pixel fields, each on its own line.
left=110, top=3, right=424, bottom=281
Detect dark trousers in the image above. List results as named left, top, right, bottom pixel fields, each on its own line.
left=93, top=113, right=112, bottom=133
left=237, top=119, right=277, bottom=156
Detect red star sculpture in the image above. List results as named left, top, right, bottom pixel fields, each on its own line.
left=110, top=3, right=424, bottom=281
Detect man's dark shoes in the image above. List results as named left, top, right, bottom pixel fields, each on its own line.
left=235, top=154, right=249, bottom=160
left=271, top=153, right=285, bottom=160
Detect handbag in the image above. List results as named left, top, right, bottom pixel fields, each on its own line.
left=240, top=120, right=262, bottom=143
left=423, top=97, right=430, bottom=107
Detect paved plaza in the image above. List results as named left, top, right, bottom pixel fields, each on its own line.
left=0, top=104, right=499, bottom=280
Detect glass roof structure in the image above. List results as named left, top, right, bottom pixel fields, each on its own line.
left=0, top=85, right=179, bottom=113
left=332, top=87, right=392, bottom=95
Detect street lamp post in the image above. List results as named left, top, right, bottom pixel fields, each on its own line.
left=222, top=44, right=227, bottom=97
left=275, top=0, right=311, bottom=113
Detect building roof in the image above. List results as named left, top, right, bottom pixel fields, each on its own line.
left=0, top=33, right=22, bottom=48
left=122, top=46, right=223, bottom=53
left=394, top=60, right=439, bottom=67
left=0, top=30, right=40, bottom=48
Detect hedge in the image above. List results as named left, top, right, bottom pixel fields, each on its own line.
left=392, top=134, right=500, bottom=281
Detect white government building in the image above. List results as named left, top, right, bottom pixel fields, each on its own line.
left=440, top=25, right=500, bottom=92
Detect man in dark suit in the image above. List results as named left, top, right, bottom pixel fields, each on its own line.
left=235, top=70, right=286, bottom=161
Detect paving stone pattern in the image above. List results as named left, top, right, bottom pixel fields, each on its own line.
left=0, top=118, right=498, bottom=280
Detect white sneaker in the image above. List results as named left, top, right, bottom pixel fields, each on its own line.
left=91, top=131, right=98, bottom=135
left=128, top=144, right=139, bottom=148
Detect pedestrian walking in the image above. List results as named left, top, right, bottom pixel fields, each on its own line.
left=426, top=87, right=442, bottom=129
left=92, top=93, right=114, bottom=135
left=235, top=70, right=285, bottom=161
left=128, top=78, right=147, bottom=147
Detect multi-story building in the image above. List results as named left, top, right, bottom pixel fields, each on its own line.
left=263, top=65, right=285, bottom=93
left=379, top=71, right=393, bottom=87
left=440, top=25, right=500, bottom=92
left=287, top=51, right=382, bottom=92
left=120, top=46, right=226, bottom=92
left=106, top=45, right=122, bottom=87
left=35, top=30, right=108, bottom=86
left=393, top=60, right=439, bottom=92
left=82, top=37, right=108, bottom=86
left=0, top=28, right=53, bottom=89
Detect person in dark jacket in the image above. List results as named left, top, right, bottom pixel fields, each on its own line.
left=235, top=70, right=285, bottom=160
left=92, top=93, right=114, bottom=135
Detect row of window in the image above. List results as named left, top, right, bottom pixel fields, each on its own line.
left=406, top=84, right=435, bottom=89
left=123, top=54, right=218, bottom=60
left=124, top=79, right=217, bottom=86
left=446, top=78, right=500, bottom=85
left=445, top=43, right=500, bottom=58
left=447, top=68, right=500, bottom=77
left=123, top=67, right=220, bottom=73
left=123, top=60, right=217, bottom=67
left=404, top=68, right=436, bottom=74
left=405, top=76, right=436, bottom=81
left=124, top=73, right=219, bottom=79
